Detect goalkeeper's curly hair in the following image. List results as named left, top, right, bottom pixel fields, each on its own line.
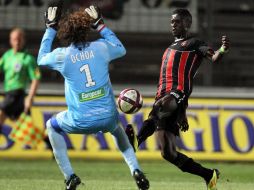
left=57, top=8, right=93, bottom=46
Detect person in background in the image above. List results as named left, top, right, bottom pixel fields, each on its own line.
left=126, top=8, right=230, bottom=190
left=37, top=3, right=149, bottom=190
left=0, top=28, right=39, bottom=124
left=0, top=27, right=52, bottom=150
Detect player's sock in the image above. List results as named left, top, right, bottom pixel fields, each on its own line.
left=111, top=126, right=140, bottom=174
left=180, top=158, right=213, bottom=181
left=121, top=147, right=141, bottom=173
left=47, top=121, right=74, bottom=180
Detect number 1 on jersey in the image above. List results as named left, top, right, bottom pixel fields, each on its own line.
left=80, top=64, right=96, bottom=87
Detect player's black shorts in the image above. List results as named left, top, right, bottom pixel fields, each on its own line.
left=0, top=89, right=25, bottom=120
left=153, top=90, right=188, bottom=136
left=156, top=110, right=180, bottom=135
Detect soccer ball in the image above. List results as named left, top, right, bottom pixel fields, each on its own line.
left=118, top=88, right=143, bottom=114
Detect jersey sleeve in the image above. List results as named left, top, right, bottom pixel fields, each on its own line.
left=37, top=28, right=65, bottom=72
left=27, top=55, right=41, bottom=80
left=98, top=26, right=126, bottom=61
left=0, top=52, right=7, bottom=72
left=196, top=40, right=214, bottom=57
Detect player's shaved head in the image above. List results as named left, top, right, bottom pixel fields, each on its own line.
left=172, top=8, right=192, bottom=29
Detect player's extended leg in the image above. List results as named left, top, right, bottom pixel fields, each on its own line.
left=126, top=94, right=178, bottom=150
left=111, top=126, right=149, bottom=190
left=125, top=105, right=159, bottom=151
left=137, top=117, right=156, bottom=146
left=156, top=129, right=219, bottom=190
left=46, top=119, right=81, bottom=190
left=125, top=117, right=156, bottom=152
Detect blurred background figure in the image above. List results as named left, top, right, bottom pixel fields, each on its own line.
left=1, top=0, right=253, bottom=87
left=0, top=28, right=40, bottom=130
left=0, top=27, right=52, bottom=150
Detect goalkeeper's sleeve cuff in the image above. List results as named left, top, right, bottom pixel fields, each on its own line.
left=45, top=27, right=57, bottom=38
left=96, top=24, right=106, bottom=32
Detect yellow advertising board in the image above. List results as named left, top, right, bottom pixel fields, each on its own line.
left=0, top=96, right=254, bottom=161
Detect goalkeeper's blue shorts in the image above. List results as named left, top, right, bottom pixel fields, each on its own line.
left=51, top=110, right=118, bottom=134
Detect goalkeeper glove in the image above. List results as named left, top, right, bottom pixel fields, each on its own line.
left=44, top=0, right=63, bottom=30
left=85, top=5, right=104, bottom=30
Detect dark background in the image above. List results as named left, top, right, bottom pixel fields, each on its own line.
left=0, top=0, right=254, bottom=87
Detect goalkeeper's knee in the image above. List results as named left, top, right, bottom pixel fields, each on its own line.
left=46, top=118, right=63, bottom=134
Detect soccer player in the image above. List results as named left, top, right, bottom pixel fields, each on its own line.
left=38, top=4, right=149, bottom=190
left=126, top=8, right=230, bottom=190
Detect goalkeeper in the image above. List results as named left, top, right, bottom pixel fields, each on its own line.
left=38, top=2, right=149, bottom=190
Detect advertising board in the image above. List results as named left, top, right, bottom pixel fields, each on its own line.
left=1, top=96, right=254, bottom=161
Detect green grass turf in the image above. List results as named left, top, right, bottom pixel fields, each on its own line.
left=0, top=159, right=253, bottom=190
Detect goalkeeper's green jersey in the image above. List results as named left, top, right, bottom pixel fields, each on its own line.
left=0, top=49, right=41, bottom=92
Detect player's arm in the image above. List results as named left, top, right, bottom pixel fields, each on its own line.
left=38, top=31, right=65, bottom=72
left=206, top=35, right=230, bottom=63
left=85, top=5, right=126, bottom=60
left=37, top=28, right=58, bottom=66
left=24, top=79, right=40, bottom=113
left=37, top=2, right=64, bottom=71
left=99, top=27, right=127, bottom=60
left=24, top=56, right=41, bottom=113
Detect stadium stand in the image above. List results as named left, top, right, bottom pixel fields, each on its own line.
left=0, top=0, right=254, bottom=87
left=198, top=0, right=254, bottom=86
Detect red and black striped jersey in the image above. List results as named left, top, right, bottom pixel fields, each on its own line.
left=156, top=37, right=212, bottom=100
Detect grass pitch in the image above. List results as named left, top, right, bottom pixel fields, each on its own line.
left=0, top=159, right=253, bottom=190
